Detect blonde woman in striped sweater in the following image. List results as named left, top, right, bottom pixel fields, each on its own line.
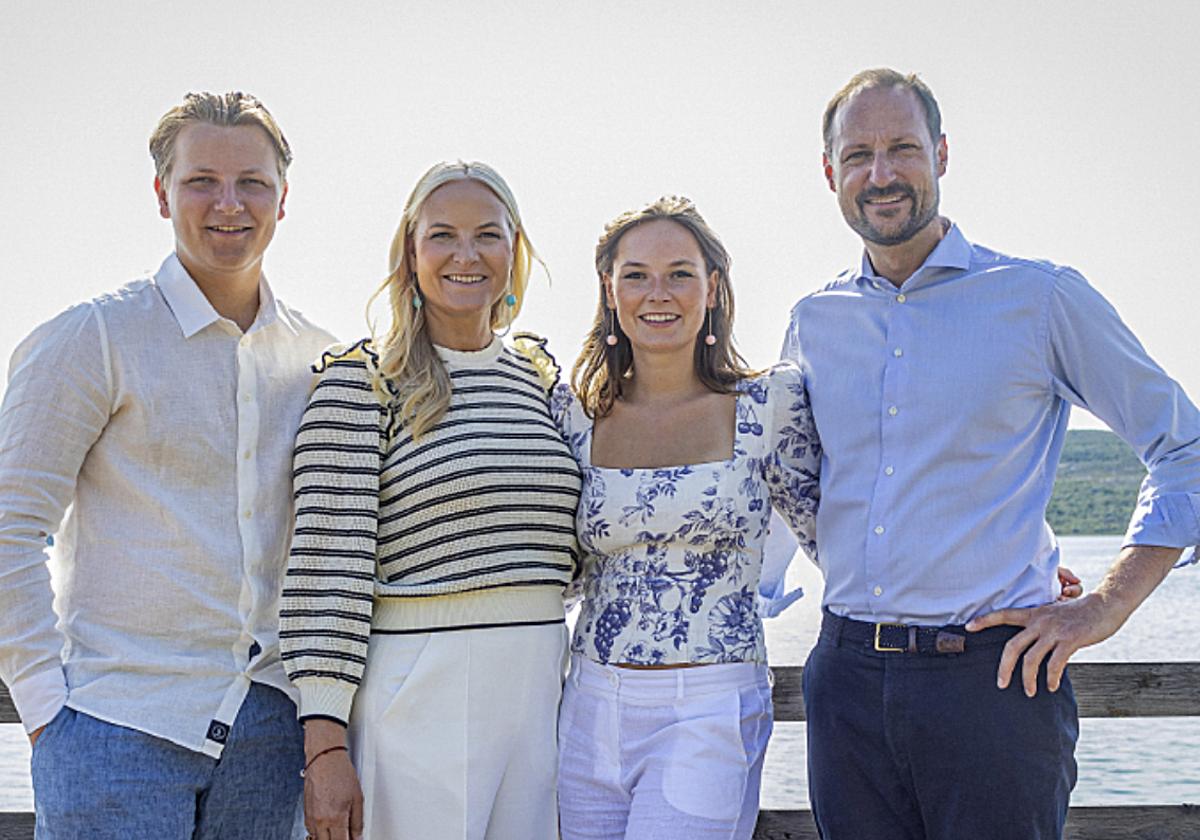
left=281, top=162, right=581, bottom=840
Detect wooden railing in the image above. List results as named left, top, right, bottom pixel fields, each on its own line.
left=3, top=663, right=1198, bottom=840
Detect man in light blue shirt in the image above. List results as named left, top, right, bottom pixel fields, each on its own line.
left=783, top=68, right=1200, bottom=839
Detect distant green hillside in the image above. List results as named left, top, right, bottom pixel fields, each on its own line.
left=1047, top=429, right=1144, bottom=535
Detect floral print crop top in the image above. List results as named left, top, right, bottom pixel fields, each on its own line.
left=551, top=363, right=821, bottom=666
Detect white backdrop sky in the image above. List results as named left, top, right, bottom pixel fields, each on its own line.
left=3, top=1, right=1197, bottom=430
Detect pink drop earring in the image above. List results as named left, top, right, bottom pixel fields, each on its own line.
left=704, top=307, right=716, bottom=346
left=605, top=307, right=618, bottom=347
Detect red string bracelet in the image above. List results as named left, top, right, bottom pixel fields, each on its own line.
left=300, top=745, right=348, bottom=778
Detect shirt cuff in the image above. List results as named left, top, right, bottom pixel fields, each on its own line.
left=1122, top=491, right=1200, bottom=555
left=757, top=509, right=805, bottom=618
left=1175, top=546, right=1197, bottom=569
left=9, top=666, right=68, bottom=734
left=295, top=679, right=357, bottom=725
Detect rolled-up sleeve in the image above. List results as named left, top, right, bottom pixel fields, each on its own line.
left=0, top=303, right=112, bottom=731
left=1046, top=269, right=1200, bottom=557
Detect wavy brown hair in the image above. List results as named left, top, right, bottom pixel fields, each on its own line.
left=572, top=196, right=755, bottom=417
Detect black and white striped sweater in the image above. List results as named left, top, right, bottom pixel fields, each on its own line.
left=280, top=335, right=582, bottom=722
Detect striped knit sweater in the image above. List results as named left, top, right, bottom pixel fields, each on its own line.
left=280, top=334, right=582, bottom=722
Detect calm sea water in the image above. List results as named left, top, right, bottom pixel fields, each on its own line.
left=1, top=536, right=1196, bottom=810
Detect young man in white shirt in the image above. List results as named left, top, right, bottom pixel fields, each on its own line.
left=0, top=92, right=336, bottom=839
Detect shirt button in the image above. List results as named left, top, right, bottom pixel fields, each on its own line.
left=888, top=406, right=898, bottom=416
left=242, top=393, right=252, bottom=403
left=896, top=294, right=907, bottom=303
left=884, top=466, right=895, bottom=476
left=873, top=586, right=884, bottom=597
left=243, top=509, right=253, bottom=519
left=893, top=348, right=903, bottom=357
left=242, top=450, right=252, bottom=460
left=874, top=525, right=885, bottom=535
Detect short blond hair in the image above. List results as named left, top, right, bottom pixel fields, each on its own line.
left=149, top=91, right=292, bottom=182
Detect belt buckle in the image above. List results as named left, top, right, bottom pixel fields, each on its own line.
left=873, top=622, right=907, bottom=652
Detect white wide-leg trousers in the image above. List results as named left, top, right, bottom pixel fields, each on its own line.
left=348, top=622, right=568, bottom=840
left=557, top=654, right=774, bottom=840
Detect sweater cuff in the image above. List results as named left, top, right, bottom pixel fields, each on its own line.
left=295, top=678, right=357, bottom=725
left=9, top=666, right=68, bottom=734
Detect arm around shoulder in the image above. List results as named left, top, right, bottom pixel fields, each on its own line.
left=761, top=363, right=821, bottom=558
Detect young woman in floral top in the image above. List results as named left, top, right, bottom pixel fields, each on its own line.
left=552, top=196, right=821, bottom=840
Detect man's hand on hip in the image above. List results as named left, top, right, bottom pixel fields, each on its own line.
left=966, top=545, right=1181, bottom=697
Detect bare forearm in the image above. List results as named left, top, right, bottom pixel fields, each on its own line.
left=303, top=718, right=348, bottom=758
left=968, top=544, right=1182, bottom=697
left=1091, top=544, right=1181, bottom=630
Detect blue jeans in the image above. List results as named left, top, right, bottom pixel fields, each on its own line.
left=31, top=682, right=304, bottom=840
left=804, top=613, right=1078, bottom=840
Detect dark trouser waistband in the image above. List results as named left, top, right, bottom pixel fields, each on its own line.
left=819, top=607, right=1018, bottom=655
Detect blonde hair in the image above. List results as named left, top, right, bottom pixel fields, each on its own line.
left=573, top=195, right=754, bottom=418
left=149, top=91, right=292, bottom=182
left=370, top=161, right=543, bottom=439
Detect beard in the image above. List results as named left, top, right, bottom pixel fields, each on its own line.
left=847, top=182, right=939, bottom=246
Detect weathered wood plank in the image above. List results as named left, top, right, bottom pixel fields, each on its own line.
left=0, top=811, right=33, bottom=840
left=753, top=809, right=820, bottom=839
left=751, top=806, right=1200, bottom=840
left=3, top=805, right=1198, bottom=839
left=769, top=662, right=1200, bottom=722
left=769, top=664, right=806, bottom=722
left=0, top=684, right=12, bottom=726
left=1068, top=662, right=1200, bottom=718
left=5, top=663, right=1199, bottom=724
left=1063, top=805, right=1200, bottom=840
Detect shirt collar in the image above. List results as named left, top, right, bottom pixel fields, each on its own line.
left=154, top=253, right=286, bottom=339
left=856, top=221, right=973, bottom=292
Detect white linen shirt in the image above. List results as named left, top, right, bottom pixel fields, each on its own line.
left=0, top=254, right=335, bottom=756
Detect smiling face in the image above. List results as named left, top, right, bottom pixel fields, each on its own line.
left=410, top=179, right=515, bottom=349
left=606, top=219, right=717, bottom=359
left=824, top=84, right=947, bottom=247
left=155, top=122, right=286, bottom=293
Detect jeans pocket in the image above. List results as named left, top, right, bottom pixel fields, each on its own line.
left=29, top=704, right=74, bottom=795
left=29, top=704, right=69, bottom=759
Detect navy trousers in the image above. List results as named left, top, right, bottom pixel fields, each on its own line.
left=803, top=613, right=1078, bottom=840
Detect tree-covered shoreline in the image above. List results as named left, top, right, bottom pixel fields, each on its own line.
left=1048, top=430, right=1144, bottom=536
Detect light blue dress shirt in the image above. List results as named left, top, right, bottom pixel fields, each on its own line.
left=782, top=223, right=1200, bottom=625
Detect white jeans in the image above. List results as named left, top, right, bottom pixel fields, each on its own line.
left=557, top=654, right=773, bottom=840
left=348, top=622, right=568, bottom=840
